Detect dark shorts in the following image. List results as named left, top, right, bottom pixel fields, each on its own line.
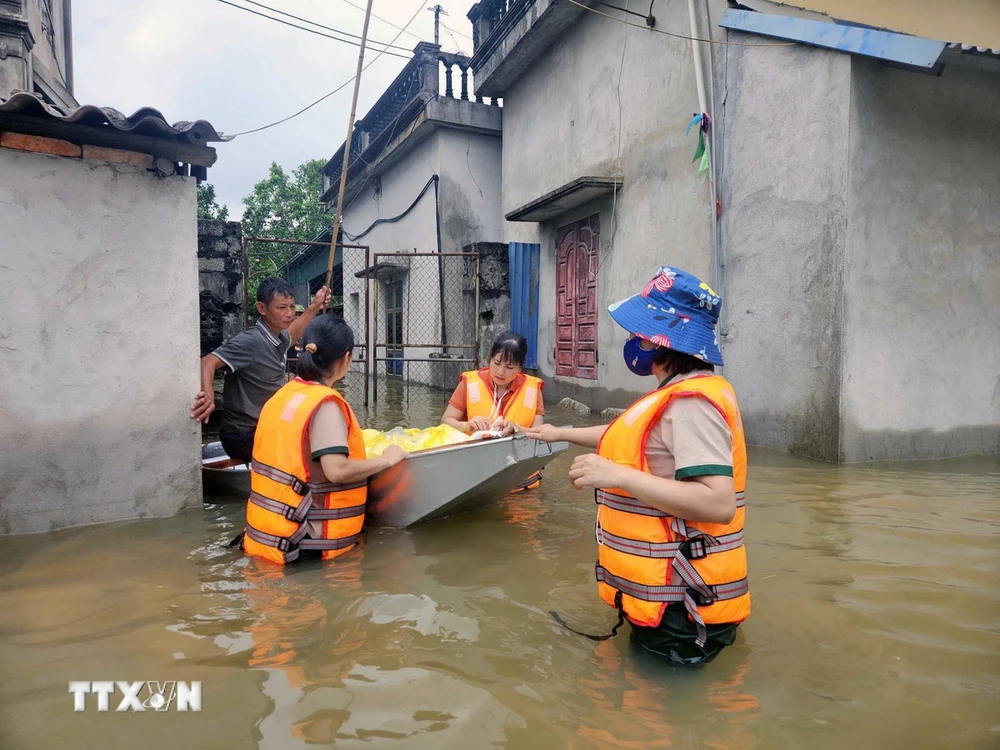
left=219, top=428, right=256, bottom=465
left=629, top=603, right=739, bottom=667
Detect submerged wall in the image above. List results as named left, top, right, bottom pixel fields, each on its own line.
left=839, top=58, right=1000, bottom=461
left=0, top=148, right=202, bottom=534
left=720, top=37, right=1000, bottom=462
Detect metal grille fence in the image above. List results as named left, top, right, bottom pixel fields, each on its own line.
left=370, top=251, right=480, bottom=413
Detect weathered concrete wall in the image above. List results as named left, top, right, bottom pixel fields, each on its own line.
left=198, top=220, right=244, bottom=439
left=0, top=148, right=201, bottom=534
left=438, top=128, right=503, bottom=360
left=720, top=39, right=1000, bottom=462
left=500, top=0, right=720, bottom=410
left=340, top=124, right=502, bottom=388
left=719, top=37, right=852, bottom=460
left=198, top=220, right=245, bottom=356
left=465, top=242, right=510, bottom=367
left=840, top=58, right=1000, bottom=461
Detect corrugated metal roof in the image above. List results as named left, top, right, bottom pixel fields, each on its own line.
left=946, top=42, right=1000, bottom=57
left=0, top=92, right=231, bottom=145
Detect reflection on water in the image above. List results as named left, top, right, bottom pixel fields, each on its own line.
left=1, top=384, right=998, bottom=749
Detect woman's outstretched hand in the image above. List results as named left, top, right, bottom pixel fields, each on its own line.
left=523, top=424, right=563, bottom=443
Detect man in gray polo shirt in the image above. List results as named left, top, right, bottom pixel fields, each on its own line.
left=191, top=277, right=331, bottom=463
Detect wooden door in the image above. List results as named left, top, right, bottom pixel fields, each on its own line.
left=555, top=215, right=599, bottom=379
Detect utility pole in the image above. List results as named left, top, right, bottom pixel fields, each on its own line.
left=324, top=0, right=375, bottom=308
left=428, top=4, right=448, bottom=45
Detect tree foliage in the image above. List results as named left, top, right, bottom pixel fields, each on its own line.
left=241, top=159, right=332, bottom=297
left=197, top=182, right=229, bottom=221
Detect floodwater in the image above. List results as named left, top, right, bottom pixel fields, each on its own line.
left=1, top=377, right=998, bottom=749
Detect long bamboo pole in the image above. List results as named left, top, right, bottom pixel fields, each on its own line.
left=324, top=0, right=376, bottom=309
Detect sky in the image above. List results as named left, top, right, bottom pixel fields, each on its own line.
left=73, top=0, right=478, bottom=217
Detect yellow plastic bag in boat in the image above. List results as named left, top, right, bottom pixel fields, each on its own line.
left=362, top=424, right=471, bottom=457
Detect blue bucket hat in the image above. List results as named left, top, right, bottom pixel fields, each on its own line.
left=607, top=266, right=724, bottom=366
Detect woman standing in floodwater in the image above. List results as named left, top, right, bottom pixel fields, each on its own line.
left=242, top=315, right=405, bottom=565
left=528, top=267, right=749, bottom=666
left=441, top=330, right=546, bottom=491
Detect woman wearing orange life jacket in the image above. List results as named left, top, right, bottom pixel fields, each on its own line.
left=242, top=315, right=406, bottom=565
left=527, top=266, right=749, bottom=666
left=441, top=331, right=545, bottom=490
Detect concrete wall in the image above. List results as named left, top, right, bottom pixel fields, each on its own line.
left=499, top=0, right=720, bottom=410
left=27, top=0, right=73, bottom=103
left=198, top=219, right=245, bottom=440
left=198, top=220, right=245, bottom=356
left=340, top=125, right=502, bottom=389
left=0, top=148, right=201, bottom=534
left=840, top=58, right=1000, bottom=461
left=719, top=38, right=852, bottom=460
left=0, top=0, right=74, bottom=108
left=719, top=38, right=1000, bottom=462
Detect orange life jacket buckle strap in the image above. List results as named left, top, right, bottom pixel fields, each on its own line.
left=308, top=480, right=368, bottom=494
left=251, top=460, right=309, bottom=496
left=307, top=504, right=366, bottom=521
left=597, top=526, right=743, bottom=560
left=594, top=489, right=670, bottom=517
left=298, top=532, right=362, bottom=551
left=244, top=518, right=310, bottom=552
left=594, top=566, right=749, bottom=606
left=249, top=490, right=314, bottom=523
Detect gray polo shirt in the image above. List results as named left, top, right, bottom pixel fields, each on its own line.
left=214, top=320, right=291, bottom=434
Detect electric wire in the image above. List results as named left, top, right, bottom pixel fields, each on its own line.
left=212, top=0, right=411, bottom=57
left=565, top=0, right=796, bottom=46
left=229, top=0, right=428, bottom=137
left=336, top=0, right=424, bottom=41
left=240, top=0, right=411, bottom=50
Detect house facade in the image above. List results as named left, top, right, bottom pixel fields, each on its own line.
left=467, top=0, right=1000, bottom=462
left=285, top=42, right=503, bottom=391
left=0, top=0, right=76, bottom=109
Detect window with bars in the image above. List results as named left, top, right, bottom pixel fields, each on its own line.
left=385, top=279, right=404, bottom=378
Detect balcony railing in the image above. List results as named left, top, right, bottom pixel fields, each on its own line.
left=325, top=42, right=501, bottom=194
left=468, top=0, right=534, bottom=59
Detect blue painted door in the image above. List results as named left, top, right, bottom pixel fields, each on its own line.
left=508, top=242, right=540, bottom=369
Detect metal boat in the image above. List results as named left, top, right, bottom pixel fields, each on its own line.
left=366, top=434, right=569, bottom=528
left=201, top=441, right=250, bottom=497
left=201, top=433, right=570, bottom=526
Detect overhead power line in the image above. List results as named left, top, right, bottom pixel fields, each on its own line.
left=212, top=0, right=412, bottom=58
left=564, top=0, right=796, bottom=46
left=336, top=0, right=424, bottom=41
left=241, top=0, right=412, bottom=51
left=230, top=0, right=429, bottom=137
left=441, top=22, right=473, bottom=41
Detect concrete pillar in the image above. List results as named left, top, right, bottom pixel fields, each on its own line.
left=198, top=220, right=245, bottom=439
left=0, top=4, right=34, bottom=99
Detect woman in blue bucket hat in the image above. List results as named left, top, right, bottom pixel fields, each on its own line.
left=527, top=267, right=749, bottom=666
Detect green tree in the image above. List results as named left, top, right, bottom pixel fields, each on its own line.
left=241, top=159, right=332, bottom=298
left=197, top=182, right=229, bottom=221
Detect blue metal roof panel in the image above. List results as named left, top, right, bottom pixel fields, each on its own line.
left=719, top=9, right=947, bottom=68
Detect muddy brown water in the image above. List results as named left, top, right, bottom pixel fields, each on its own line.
left=1, top=378, right=998, bottom=749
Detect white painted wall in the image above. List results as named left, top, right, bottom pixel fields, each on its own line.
left=340, top=124, right=502, bottom=388
left=499, top=1, right=718, bottom=407
left=0, top=148, right=201, bottom=534
left=840, top=59, right=1000, bottom=461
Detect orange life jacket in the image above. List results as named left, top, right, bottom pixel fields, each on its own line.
left=243, top=379, right=368, bottom=565
left=595, top=373, right=749, bottom=646
left=463, top=369, right=542, bottom=429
